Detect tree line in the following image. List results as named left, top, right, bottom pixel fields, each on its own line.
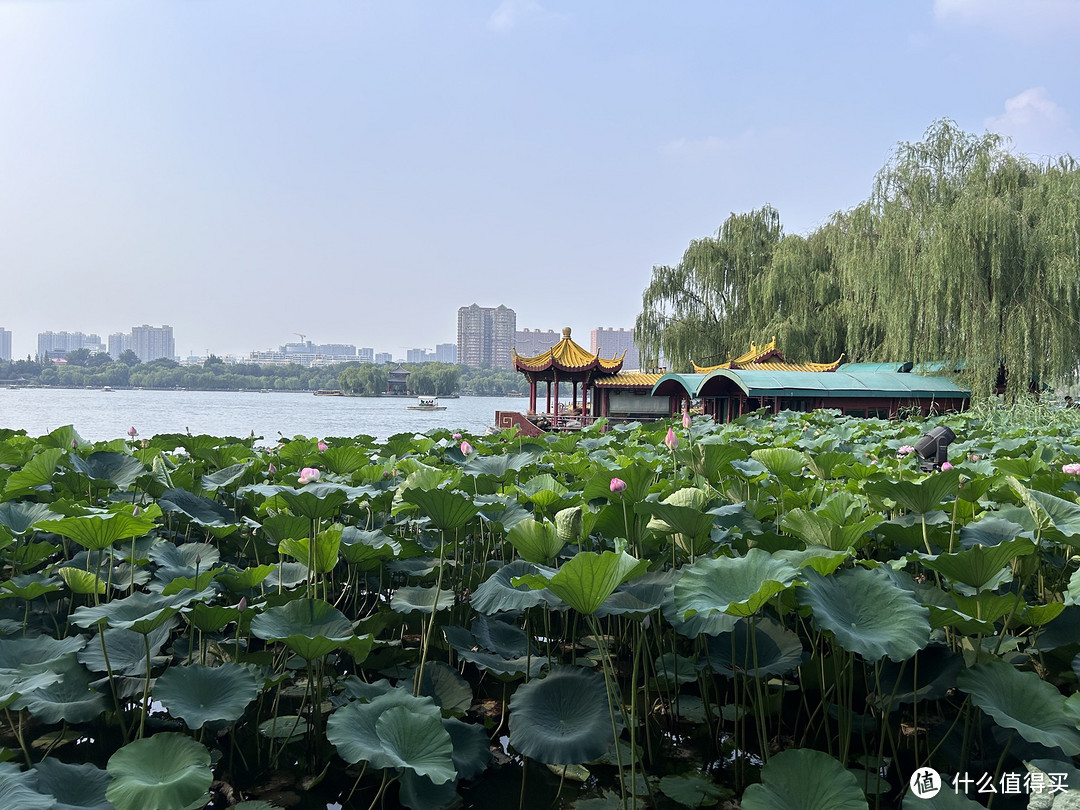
left=636, top=120, right=1080, bottom=397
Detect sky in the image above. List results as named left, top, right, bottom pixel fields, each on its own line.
left=1, top=0, right=1078, bottom=362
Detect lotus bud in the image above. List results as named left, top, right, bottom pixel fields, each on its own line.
left=555, top=506, right=583, bottom=542
left=195, top=554, right=201, bottom=566
left=237, top=597, right=247, bottom=612
left=460, top=440, right=473, bottom=456
left=267, top=462, right=277, bottom=475
left=665, top=427, right=679, bottom=451
left=317, top=441, right=328, bottom=452
left=610, top=477, right=627, bottom=493
left=133, top=507, right=142, bottom=516
left=71, top=439, right=78, bottom=449
left=941, top=462, right=953, bottom=471
left=452, top=433, right=462, bottom=440
left=127, top=426, right=138, bottom=438
left=1064, top=463, right=1080, bottom=475
left=382, top=470, right=390, bottom=479
left=298, top=467, right=321, bottom=485
left=682, top=410, right=691, bottom=429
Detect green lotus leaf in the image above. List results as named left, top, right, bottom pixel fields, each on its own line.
left=319, top=446, right=369, bottom=475
left=187, top=603, right=241, bottom=633
left=200, top=462, right=250, bottom=491
left=250, top=598, right=359, bottom=660
left=592, top=587, right=664, bottom=619
left=750, top=447, right=806, bottom=477
left=705, top=617, right=805, bottom=678
left=958, top=516, right=1026, bottom=548
left=105, top=733, right=212, bottom=810
left=582, top=461, right=657, bottom=504
left=4, top=447, right=64, bottom=494
left=555, top=506, right=583, bottom=543
left=674, top=549, right=799, bottom=619
left=278, top=525, right=341, bottom=574
left=520, top=474, right=570, bottom=509
left=154, top=663, right=259, bottom=729
left=509, top=667, right=614, bottom=765
left=470, top=561, right=563, bottom=614
left=544, top=550, right=649, bottom=616
left=69, top=452, right=146, bottom=490
left=414, top=660, right=472, bottom=716
left=658, top=773, right=726, bottom=807
left=507, top=518, right=564, bottom=565
left=400, top=487, right=479, bottom=532
left=339, top=527, right=401, bottom=567
left=70, top=589, right=202, bottom=633
left=35, top=511, right=156, bottom=551
left=57, top=568, right=107, bottom=596
left=956, top=660, right=1080, bottom=755
left=257, top=513, right=311, bottom=545
left=772, top=547, right=852, bottom=576
left=258, top=714, right=310, bottom=741
left=469, top=615, right=533, bottom=658
left=34, top=758, right=111, bottom=810
left=0, top=502, right=61, bottom=535
left=399, top=467, right=450, bottom=493
left=148, top=542, right=219, bottom=579
left=1023, top=487, right=1080, bottom=538
left=0, top=762, right=54, bottom=810
left=1, top=573, right=63, bottom=600
left=328, top=689, right=454, bottom=782
left=462, top=451, right=536, bottom=479
left=636, top=500, right=715, bottom=542
left=690, top=441, right=748, bottom=480
left=0, top=668, right=64, bottom=712
left=443, top=716, right=491, bottom=781
left=215, top=564, right=276, bottom=592
left=397, top=769, right=458, bottom=810
left=864, top=469, right=961, bottom=514
left=158, top=487, right=238, bottom=528
left=14, top=655, right=105, bottom=724
left=899, top=782, right=996, bottom=808
left=798, top=567, right=930, bottom=661
left=391, top=585, right=456, bottom=615
left=0, top=635, right=86, bottom=669
left=78, top=622, right=174, bottom=676
left=741, top=748, right=867, bottom=810
left=918, top=536, right=1035, bottom=590
left=878, top=645, right=964, bottom=708
left=781, top=509, right=881, bottom=552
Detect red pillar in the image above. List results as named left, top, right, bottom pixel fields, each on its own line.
left=529, top=379, right=537, bottom=413
left=546, top=381, right=551, bottom=413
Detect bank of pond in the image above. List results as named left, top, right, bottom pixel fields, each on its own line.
left=2, top=406, right=1080, bottom=809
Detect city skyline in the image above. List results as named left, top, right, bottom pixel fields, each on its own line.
left=1, top=3, right=1076, bottom=361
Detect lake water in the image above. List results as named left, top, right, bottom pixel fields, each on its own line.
left=0, top=388, right=527, bottom=444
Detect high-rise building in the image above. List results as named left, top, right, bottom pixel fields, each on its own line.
left=37, top=331, right=105, bottom=361
left=357, top=348, right=375, bottom=363
left=375, top=352, right=393, bottom=365
left=249, top=340, right=357, bottom=367
left=108, top=332, right=135, bottom=360
left=514, top=328, right=560, bottom=358
left=131, top=325, right=176, bottom=363
left=0, top=327, right=11, bottom=361
left=435, top=343, right=457, bottom=364
left=406, top=348, right=433, bottom=364
left=591, top=327, right=640, bottom=370
left=457, top=304, right=516, bottom=369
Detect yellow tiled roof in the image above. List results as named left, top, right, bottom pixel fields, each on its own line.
left=693, top=338, right=842, bottom=373
left=592, top=372, right=663, bottom=387
left=513, top=327, right=624, bottom=374
left=732, top=337, right=777, bottom=366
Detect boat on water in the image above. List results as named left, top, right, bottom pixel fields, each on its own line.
left=313, top=389, right=344, bottom=396
left=408, top=396, right=447, bottom=411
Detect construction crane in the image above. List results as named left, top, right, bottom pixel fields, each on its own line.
left=294, top=333, right=306, bottom=343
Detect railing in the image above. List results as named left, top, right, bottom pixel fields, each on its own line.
left=495, top=410, right=668, bottom=435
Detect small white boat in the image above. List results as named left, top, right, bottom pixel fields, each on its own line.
left=407, top=396, right=447, bottom=411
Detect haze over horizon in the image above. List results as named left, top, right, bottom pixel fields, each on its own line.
left=2, top=1, right=1078, bottom=362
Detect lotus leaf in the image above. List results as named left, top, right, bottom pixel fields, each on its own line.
left=0, top=763, right=54, bottom=810
left=154, top=663, right=259, bottom=729
left=658, top=773, right=726, bottom=807
left=148, top=542, right=219, bottom=578
left=1, top=573, right=63, bottom=600
left=105, top=732, right=212, bottom=810
left=798, top=567, right=930, bottom=661
left=33, top=758, right=111, bottom=810
left=470, top=615, right=533, bottom=658
left=750, top=447, right=806, bottom=477
left=14, top=655, right=105, bottom=724
left=401, top=487, right=478, bottom=532
left=392, top=585, right=456, bottom=614
left=507, top=518, right=564, bottom=565
left=443, top=716, right=491, bottom=780
left=0, top=635, right=86, bottom=669
left=918, top=536, right=1035, bottom=591
left=327, top=690, right=455, bottom=783
left=413, top=660, right=472, bottom=716
left=958, top=516, right=1026, bottom=548
left=278, top=525, right=341, bottom=574
left=555, top=506, right=583, bottom=542
left=57, top=568, right=107, bottom=596
left=741, top=748, right=866, bottom=810
left=250, top=598, right=364, bottom=660
left=4, top=447, right=64, bottom=494
left=956, top=660, right=1080, bottom=754
left=508, top=667, right=614, bottom=765
left=71, top=589, right=203, bottom=633
left=216, top=563, right=276, bottom=591
left=541, top=550, right=649, bottom=615
left=470, top=560, right=564, bottom=614
left=339, top=527, right=401, bottom=567
left=78, top=622, right=174, bottom=676
left=0, top=502, right=61, bottom=535
left=705, top=617, right=805, bottom=678
left=35, top=511, right=156, bottom=552
left=864, top=470, right=961, bottom=514
left=200, top=462, right=250, bottom=491
left=257, top=513, right=311, bottom=545
left=159, top=487, right=237, bottom=528
left=69, top=452, right=146, bottom=490
left=674, top=548, right=798, bottom=619
left=258, top=714, right=310, bottom=741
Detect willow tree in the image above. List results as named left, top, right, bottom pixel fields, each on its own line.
left=636, top=205, right=783, bottom=371
left=835, top=120, right=1080, bottom=396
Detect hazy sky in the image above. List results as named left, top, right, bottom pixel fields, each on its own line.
left=2, top=1, right=1077, bottom=361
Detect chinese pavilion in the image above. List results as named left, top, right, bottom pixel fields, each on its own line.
left=513, top=327, right=624, bottom=417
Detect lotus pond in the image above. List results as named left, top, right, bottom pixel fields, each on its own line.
left=4, top=407, right=1080, bottom=809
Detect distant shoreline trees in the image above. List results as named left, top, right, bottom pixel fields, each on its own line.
left=636, top=120, right=1080, bottom=397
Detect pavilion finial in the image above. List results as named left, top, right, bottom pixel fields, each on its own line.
left=562, top=327, right=572, bottom=338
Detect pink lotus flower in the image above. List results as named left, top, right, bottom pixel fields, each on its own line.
left=682, top=411, right=691, bottom=429
left=610, top=477, right=627, bottom=493
left=665, top=427, right=679, bottom=451
left=460, top=440, right=473, bottom=456
left=971, top=454, right=980, bottom=462
left=133, top=507, right=142, bottom=516
left=1063, top=463, right=1080, bottom=475
left=267, top=463, right=277, bottom=475
left=897, top=445, right=915, bottom=457
left=298, top=467, right=321, bottom=485
left=317, top=441, right=328, bottom=452
left=941, top=462, right=953, bottom=471
left=237, top=597, right=247, bottom=612
left=452, top=433, right=462, bottom=440
left=127, top=426, right=138, bottom=438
